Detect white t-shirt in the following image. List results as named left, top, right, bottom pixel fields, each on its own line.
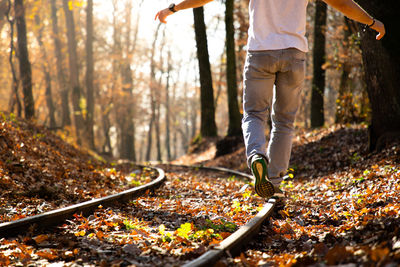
left=247, top=0, right=309, bottom=52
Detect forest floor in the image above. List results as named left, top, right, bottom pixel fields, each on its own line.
left=177, top=124, right=400, bottom=266
left=1, top=112, right=400, bottom=266
left=0, top=112, right=157, bottom=224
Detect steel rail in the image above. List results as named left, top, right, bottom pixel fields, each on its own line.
left=184, top=199, right=275, bottom=267
left=1, top=162, right=276, bottom=266
left=0, top=166, right=165, bottom=237
left=161, top=164, right=276, bottom=267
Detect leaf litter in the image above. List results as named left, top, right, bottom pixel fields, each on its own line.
left=0, top=114, right=269, bottom=266
left=0, top=113, right=155, bottom=223
left=2, top=113, right=400, bottom=266
left=1, top=166, right=265, bottom=266
left=216, top=125, right=400, bottom=266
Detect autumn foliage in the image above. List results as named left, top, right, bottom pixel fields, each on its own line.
left=0, top=112, right=400, bottom=266
left=0, top=112, right=152, bottom=223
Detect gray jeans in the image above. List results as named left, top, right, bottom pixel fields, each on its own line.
left=242, top=48, right=306, bottom=178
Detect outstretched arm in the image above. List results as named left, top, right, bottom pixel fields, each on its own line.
left=155, top=0, right=214, bottom=23
left=323, top=0, right=385, bottom=40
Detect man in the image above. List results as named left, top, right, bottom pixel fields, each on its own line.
left=156, top=0, right=385, bottom=198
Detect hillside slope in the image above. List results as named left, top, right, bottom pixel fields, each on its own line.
left=0, top=113, right=150, bottom=223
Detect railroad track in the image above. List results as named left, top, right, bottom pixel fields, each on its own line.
left=0, top=166, right=165, bottom=238
left=0, top=164, right=276, bottom=266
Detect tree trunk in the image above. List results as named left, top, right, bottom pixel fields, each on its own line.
left=154, top=29, right=166, bottom=162
left=34, top=15, right=56, bottom=128
left=165, top=51, right=172, bottom=161
left=101, top=109, right=112, bottom=156
left=355, top=0, right=400, bottom=151
left=155, top=101, right=162, bottom=161
left=50, top=0, right=70, bottom=127
left=193, top=7, right=217, bottom=137
left=191, top=72, right=199, bottom=140
left=310, top=1, right=327, bottom=128
left=15, top=0, right=34, bottom=119
left=117, top=0, right=142, bottom=161
left=145, top=103, right=155, bottom=161
left=214, top=51, right=225, bottom=107
left=225, top=0, right=242, bottom=136
left=62, top=0, right=85, bottom=144
left=146, top=23, right=162, bottom=161
left=120, top=63, right=136, bottom=161
left=6, top=0, right=22, bottom=116
left=190, top=98, right=198, bottom=140
left=171, top=65, right=180, bottom=159
left=85, top=0, right=95, bottom=149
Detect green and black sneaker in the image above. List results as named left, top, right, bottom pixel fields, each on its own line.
left=251, top=154, right=274, bottom=198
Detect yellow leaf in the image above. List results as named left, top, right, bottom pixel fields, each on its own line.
left=74, top=230, right=86, bottom=237
left=74, top=0, right=83, bottom=7
left=159, top=224, right=165, bottom=235
left=176, top=223, right=192, bottom=239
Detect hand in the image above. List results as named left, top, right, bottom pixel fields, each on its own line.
left=371, top=19, right=385, bottom=40
left=155, top=8, right=173, bottom=24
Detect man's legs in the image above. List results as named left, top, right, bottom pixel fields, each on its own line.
left=267, top=48, right=306, bottom=179
left=242, top=50, right=281, bottom=197
left=242, top=51, right=280, bottom=166
left=242, top=48, right=305, bottom=196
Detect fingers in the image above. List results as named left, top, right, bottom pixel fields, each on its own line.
left=376, top=28, right=385, bottom=40
left=155, top=10, right=168, bottom=24
left=155, top=11, right=165, bottom=23
left=376, top=30, right=385, bottom=40
left=373, top=20, right=385, bottom=40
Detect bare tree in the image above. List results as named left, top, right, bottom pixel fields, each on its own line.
left=193, top=7, right=217, bottom=137
left=154, top=28, right=166, bottom=162
left=165, top=50, right=172, bottom=161
left=50, top=0, right=70, bottom=127
left=6, top=0, right=21, bottom=116
left=62, top=0, right=85, bottom=143
left=225, top=0, right=242, bottom=136
left=15, top=0, right=34, bottom=119
left=85, top=0, right=95, bottom=149
left=146, top=23, right=162, bottom=161
left=355, top=0, right=400, bottom=150
left=310, top=0, right=327, bottom=127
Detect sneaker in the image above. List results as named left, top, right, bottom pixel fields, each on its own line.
left=250, top=154, right=274, bottom=198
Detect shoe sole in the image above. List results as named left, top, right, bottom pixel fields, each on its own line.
left=252, top=160, right=274, bottom=198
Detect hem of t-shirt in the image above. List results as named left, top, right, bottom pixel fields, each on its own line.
left=247, top=46, right=309, bottom=53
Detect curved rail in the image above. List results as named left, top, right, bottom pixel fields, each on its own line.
left=185, top=199, right=275, bottom=267
left=1, top=163, right=276, bottom=266
left=161, top=164, right=276, bottom=267
left=0, top=166, right=165, bottom=237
